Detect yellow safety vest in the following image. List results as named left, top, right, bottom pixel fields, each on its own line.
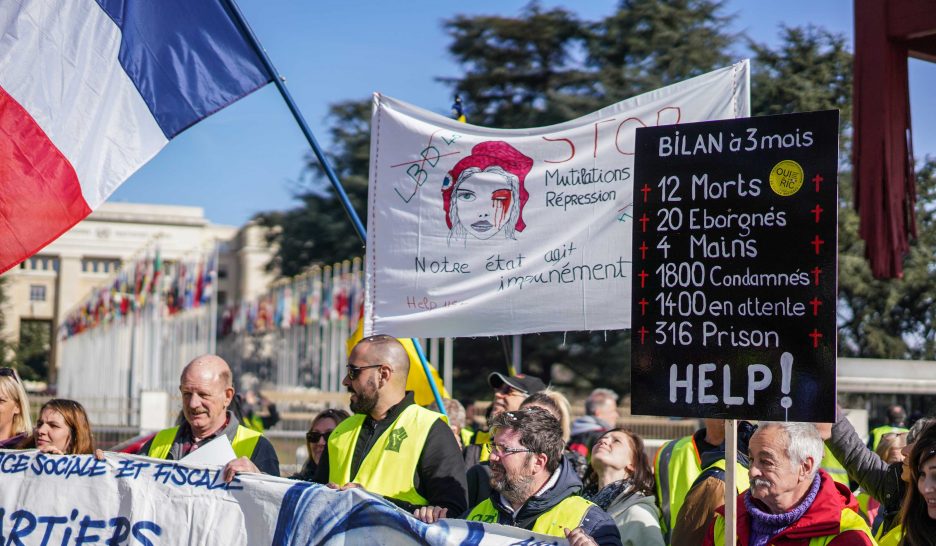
left=654, top=434, right=702, bottom=541
left=460, top=427, right=475, bottom=448
left=712, top=506, right=874, bottom=546
left=868, top=426, right=908, bottom=452
left=473, top=429, right=492, bottom=462
left=877, top=524, right=901, bottom=546
left=327, top=404, right=442, bottom=507
left=242, top=413, right=265, bottom=433
left=697, top=458, right=750, bottom=494
left=820, top=445, right=850, bottom=486
left=467, top=495, right=594, bottom=537
left=147, top=425, right=261, bottom=460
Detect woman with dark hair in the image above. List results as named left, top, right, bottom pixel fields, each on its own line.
left=291, top=408, right=349, bottom=481
left=881, top=422, right=936, bottom=546
left=19, top=399, right=94, bottom=455
left=0, top=367, right=32, bottom=448
left=584, top=428, right=664, bottom=546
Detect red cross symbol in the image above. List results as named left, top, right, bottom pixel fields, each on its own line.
left=811, top=204, right=823, bottom=223
left=639, top=242, right=648, bottom=259
left=639, top=214, right=649, bottom=233
left=638, top=270, right=649, bottom=288
left=812, top=174, right=824, bottom=192
left=641, top=184, right=652, bottom=202
left=638, top=298, right=648, bottom=315
left=811, top=266, right=822, bottom=286
left=809, top=329, right=823, bottom=348
left=809, top=297, right=822, bottom=316
left=638, top=326, right=649, bottom=344
left=811, top=235, right=825, bottom=255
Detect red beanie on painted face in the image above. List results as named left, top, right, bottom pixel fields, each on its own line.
left=441, top=141, right=533, bottom=231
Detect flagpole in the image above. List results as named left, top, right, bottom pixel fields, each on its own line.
left=223, top=0, right=447, bottom=416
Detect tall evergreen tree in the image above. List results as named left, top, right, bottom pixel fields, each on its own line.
left=441, top=3, right=595, bottom=128
left=588, top=0, right=736, bottom=102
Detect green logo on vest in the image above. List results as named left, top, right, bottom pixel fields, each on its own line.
left=386, top=427, right=408, bottom=452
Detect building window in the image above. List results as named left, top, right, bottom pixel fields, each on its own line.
left=21, top=255, right=59, bottom=272
left=217, top=291, right=227, bottom=306
left=218, top=268, right=228, bottom=280
left=82, top=257, right=120, bottom=274
left=29, top=285, right=46, bottom=302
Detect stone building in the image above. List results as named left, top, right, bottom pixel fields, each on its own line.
left=0, top=202, right=275, bottom=379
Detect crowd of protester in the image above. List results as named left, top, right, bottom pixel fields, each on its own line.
left=4, top=339, right=936, bottom=545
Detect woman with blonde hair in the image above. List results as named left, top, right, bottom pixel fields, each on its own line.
left=19, top=399, right=95, bottom=455
left=0, top=367, right=32, bottom=448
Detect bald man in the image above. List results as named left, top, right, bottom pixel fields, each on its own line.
left=313, top=335, right=468, bottom=517
left=141, top=355, right=280, bottom=479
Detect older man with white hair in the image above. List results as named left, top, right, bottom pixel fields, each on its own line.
left=704, top=422, right=874, bottom=546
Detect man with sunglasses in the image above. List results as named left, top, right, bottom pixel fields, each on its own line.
left=313, top=335, right=468, bottom=517
left=464, top=407, right=621, bottom=546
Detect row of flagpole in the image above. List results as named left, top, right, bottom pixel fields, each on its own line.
left=57, top=241, right=218, bottom=425
left=216, top=259, right=362, bottom=391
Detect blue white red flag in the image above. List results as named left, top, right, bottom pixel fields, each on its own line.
left=0, top=0, right=272, bottom=273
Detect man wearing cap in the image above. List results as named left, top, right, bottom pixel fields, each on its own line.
left=465, top=371, right=547, bottom=509
left=313, top=335, right=468, bottom=517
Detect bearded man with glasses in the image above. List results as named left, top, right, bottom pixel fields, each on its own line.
left=462, top=407, right=622, bottom=546
left=313, top=335, right=467, bottom=518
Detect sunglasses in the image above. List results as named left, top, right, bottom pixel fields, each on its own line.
left=487, top=442, right=533, bottom=457
left=0, top=367, right=16, bottom=378
left=346, top=363, right=382, bottom=380
left=306, top=430, right=333, bottom=443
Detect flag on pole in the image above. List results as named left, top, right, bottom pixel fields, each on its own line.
left=0, top=0, right=272, bottom=273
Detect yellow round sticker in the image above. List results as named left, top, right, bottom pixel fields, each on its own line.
left=769, top=160, right=804, bottom=196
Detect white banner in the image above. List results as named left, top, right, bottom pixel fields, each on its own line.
left=0, top=450, right=565, bottom=545
left=364, top=61, right=750, bottom=338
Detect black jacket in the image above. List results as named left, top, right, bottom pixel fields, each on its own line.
left=826, top=409, right=905, bottom=534
left=313, top=391, right=468, bottom=515
left=476, top=456, right=622, bottom=546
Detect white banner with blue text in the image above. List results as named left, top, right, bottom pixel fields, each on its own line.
left=0, top=450, right=569, bottom=545
left=365, top=61, right=750, bottom=337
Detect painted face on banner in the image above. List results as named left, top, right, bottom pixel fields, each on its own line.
left=452, top=171, right=516, bottom=240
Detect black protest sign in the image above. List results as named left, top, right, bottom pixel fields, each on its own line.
left=630, top=110, right=838, bottom=422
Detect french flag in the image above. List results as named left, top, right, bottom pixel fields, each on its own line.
left=0, top=0, right=272, bottom=273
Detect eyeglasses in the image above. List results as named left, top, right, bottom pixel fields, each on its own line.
left=881, top=432, right=908, bottom=440
left=306, top=430, right=332, bottom=443
left=0, top=368, right=16, bottom=378
left=487, top=442, right=534, bottom=457
left=346, top=363, right=382, bottom=380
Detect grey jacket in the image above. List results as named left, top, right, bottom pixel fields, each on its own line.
left=604, top=491, right=665, bottom=546
left=826, top=410, right=904, bottom=533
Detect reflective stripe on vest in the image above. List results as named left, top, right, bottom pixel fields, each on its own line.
left=820, top=445, right=850, bottom=486
left=712, top=506, right=874, bottom=546
left=869, top=426, right=908, bottom=451
left=692, top=458, right=750, bottom=494
left=467, top=496, right=594, bottom=538
left=327, top=404, right=442, bottom=507
left=654, top=435, right=702, bottom=541
left=147, top=425, right=262, bottom=460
